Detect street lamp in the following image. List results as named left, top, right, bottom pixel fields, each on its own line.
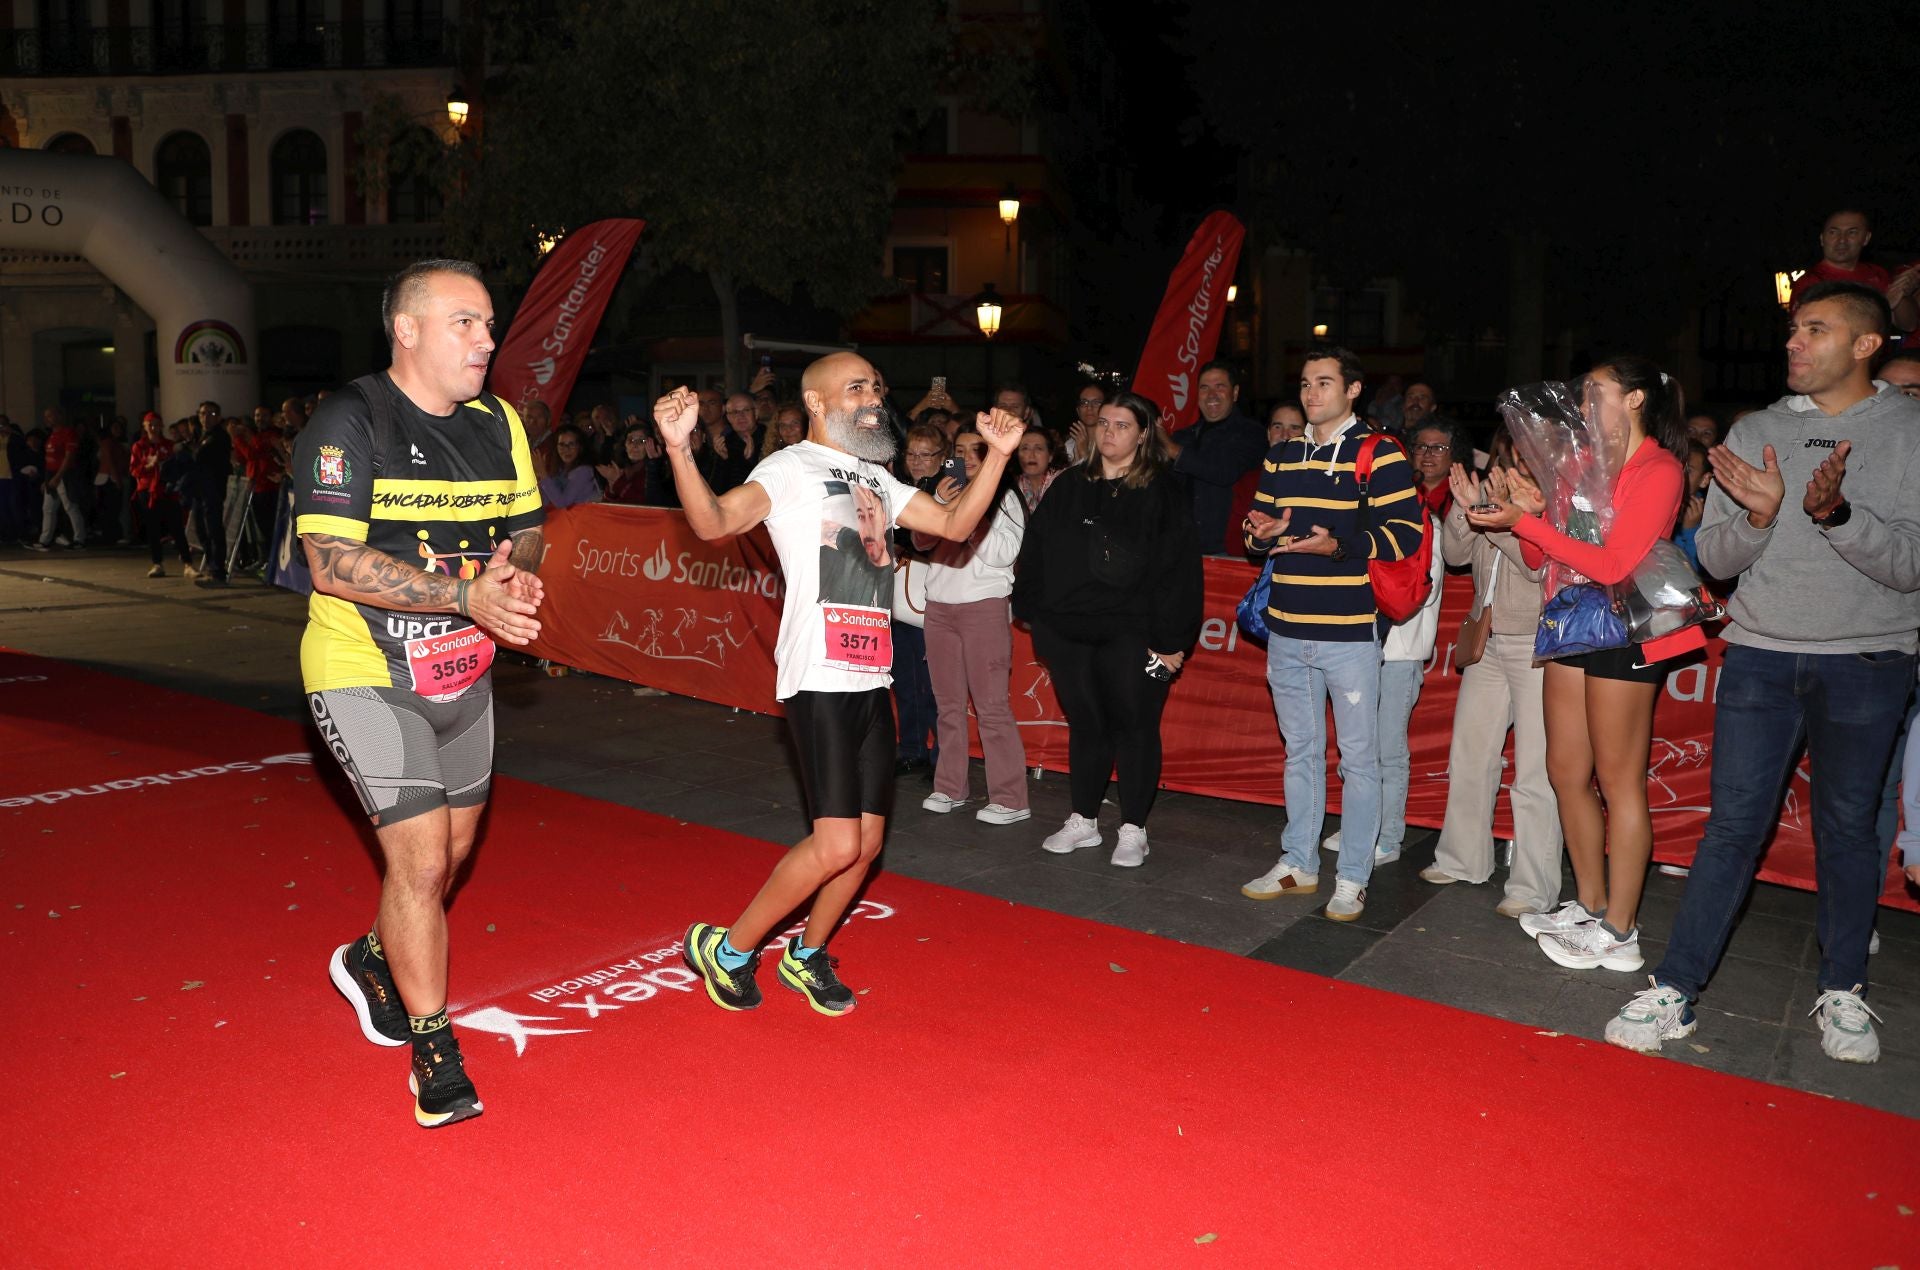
left=1227, top=284, right=1238, bottom=304
left=1312, top=323, right=1329, bottom=337
left=445, top=92, right=470, bottom=129
left=1773, top=269, right=1803, bottom=309
left=998, top=183, right=1020, bottom=226
left=974, top=283, right=1004, bottom=339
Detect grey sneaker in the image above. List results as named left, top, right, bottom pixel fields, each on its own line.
left=1518, top=900, right=1598, bottom=939
left=975, top=803, right=1031, bottom=825
left=1110, top=824, right=1148, bottom=867
left=1605, top=977, right=1696, bottom=1053
left=921, top=792, right=968, bottom=814
left=1810, top=985, right=1881, bottom=1063
left=1324, top=879, right=1366, bottom=921
left=1537, top=921, right=1643, bottom=972
left=1040, top=813, right=1102, bottom=854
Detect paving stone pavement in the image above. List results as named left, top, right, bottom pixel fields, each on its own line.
left=5, top=546, right=1919, bottom=1120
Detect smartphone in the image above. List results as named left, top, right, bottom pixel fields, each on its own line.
left=1470, top=501, right=1500, bottom=513
left=938, top=454, right=970, bottom=489
left=931, top=375, right=947, bottom=395
left=1143, top=653, right=1175, bottom=682
left=759, top=354, right=772, bottom=370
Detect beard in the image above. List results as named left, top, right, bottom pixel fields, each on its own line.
left=823, top=403, right=898, bottom=463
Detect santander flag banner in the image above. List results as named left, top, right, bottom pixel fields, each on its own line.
left=1131, top=210, right=1245, bottom=431
left=487, top=218, right=646, bottom=433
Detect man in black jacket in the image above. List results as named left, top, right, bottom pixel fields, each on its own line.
left=1167, top=360, right=1266, bottom=554
left=188, top=400, right=230, bottom=585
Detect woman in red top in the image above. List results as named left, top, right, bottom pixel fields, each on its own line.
left=1463, top=356, right=1702, bottom=975
left=129, top=411, right=191, bottom=578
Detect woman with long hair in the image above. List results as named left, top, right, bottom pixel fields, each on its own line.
left=600, top=424, right=656, bottom=505
left=1014, top=426, right=1059, bottom=512
left=539, top=424, right=603, bottom=509
left=1464, top=355, right=1704, bottom=972
left=890, top=424, right=952, bottom=776
left=1011, top=391, right=1203, bottom=867
left=916, top=422, right=1029, bottom=825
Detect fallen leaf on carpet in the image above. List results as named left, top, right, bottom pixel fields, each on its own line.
left=486, top=923, right=497, bottom=932
left=858, top=988, right=871, bottom=995
left=1202, top=1006, right=1209, bottom=1013
left=68, top=904, right=80, bottom=909
left=109, top=1072, right=125, bottom=1079
left=917, top=937, right=929, bottom=942
left=1110, top=963, right=1128, bottom=973
left=1195, top=1233, right=1217, bottom=1245
left=132, top=996, right=146, bottom=1002
left=1532, top=1030, right=1561, bottom=1038
left=182, top=980, right=204, bottom=991
left=1177, top=1126, right=1183, bottom=1136
left=284, top=881, right=295, bottom=888
left=1900, top=1205, right=1913, bottom=1217
left=1688, top=1043, right=1710, bottom=1054
left=253, top=797, right=267, bottom=804
left=1867, top=1192, right=1877, bottom=1199
left=286, top=904, right=298, bottom=911
left=48, top=911, right=60, bottom=918
left=215, top=1021, right=226, bottom=1028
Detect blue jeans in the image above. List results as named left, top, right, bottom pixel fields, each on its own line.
left=890, top=622, right=936, bottom=763
left=1267, top=635, right=1382, bottom=884
left=1376, top=658, right=1425, bottom=854
left=1655, top=644, right=1914, bottom=999
left=1871, top=676, right=1919, bottom=881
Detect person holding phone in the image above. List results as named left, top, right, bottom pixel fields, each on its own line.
left=1011, top=391, right=1203, bottom=867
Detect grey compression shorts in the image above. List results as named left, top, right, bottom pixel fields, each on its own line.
left=308, top=682, right=494, bottom=826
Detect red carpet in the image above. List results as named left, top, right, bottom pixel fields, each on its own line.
left=2, top=649, right=1916, bottom=1267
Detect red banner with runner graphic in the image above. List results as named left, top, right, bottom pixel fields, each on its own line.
left=1130, top=210, right=1246, bottom=432
left=528, top=504, right=1914, bottom=910
left=487, top=218, right=646, bottom=436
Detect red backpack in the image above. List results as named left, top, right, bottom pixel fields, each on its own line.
left=1354, top=433, right=1434, bottom=624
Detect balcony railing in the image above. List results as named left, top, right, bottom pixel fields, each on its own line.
left=4, top=20, right=457, bottom=75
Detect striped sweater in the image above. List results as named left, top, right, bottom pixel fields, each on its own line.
left=1244, top=417, right=1426, bottom=642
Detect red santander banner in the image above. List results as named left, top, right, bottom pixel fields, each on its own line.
left=1132, top=210, right=1245, bottom=431
left=488, top=218, right=646, bottom=434
left=528, top=504, right=1913, bottom=912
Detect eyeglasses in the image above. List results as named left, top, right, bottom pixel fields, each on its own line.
left=1413, top=443, right=1452, bottom=455
left=1076, top=398, right=1102, bottom=408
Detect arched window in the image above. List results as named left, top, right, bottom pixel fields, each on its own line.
left=386, top=126, right=443, bottom=224
left=155, top=131, right=213, bottom=227
left=270, top=129, right=328, bottom=226
left=45, top=132, right=96, bottom=155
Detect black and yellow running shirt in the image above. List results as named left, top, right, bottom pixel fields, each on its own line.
left=291, top=374, right=543, bottom=697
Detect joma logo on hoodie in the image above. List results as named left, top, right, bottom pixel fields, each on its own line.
left=1805, top=437, right=1839, bottom=449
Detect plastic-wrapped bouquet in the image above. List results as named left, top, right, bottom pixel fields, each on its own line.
left=1495, top=380, right=1623, bottom=602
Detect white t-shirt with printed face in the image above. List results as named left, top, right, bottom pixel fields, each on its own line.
left=749, top=440, right=919, bottom=700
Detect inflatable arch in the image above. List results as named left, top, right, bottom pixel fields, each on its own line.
left=0, top=150, right=257, bottom=422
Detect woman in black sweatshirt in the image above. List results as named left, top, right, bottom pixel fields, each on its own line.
left=1011, top=390, right=1204, bottom=867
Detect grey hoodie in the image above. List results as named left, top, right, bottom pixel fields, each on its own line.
left=1698, top=382, right=1920, bottom=654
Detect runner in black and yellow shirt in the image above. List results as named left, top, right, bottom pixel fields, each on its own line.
left=291, top=259, right=545, bottom=1129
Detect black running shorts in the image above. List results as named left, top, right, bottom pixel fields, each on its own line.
left=1558, top=642, right=1671, bottom=685
left=308, top=682, right=494, bottom=825
left=784, top=687, right=895, bottom=820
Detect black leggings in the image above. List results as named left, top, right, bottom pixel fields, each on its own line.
left=1030, top=621, right=1172, bottom=827
left=144, top=499, right=189, bottom=565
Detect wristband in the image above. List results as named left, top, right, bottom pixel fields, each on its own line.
left=455, top=578, right=471, bottom=619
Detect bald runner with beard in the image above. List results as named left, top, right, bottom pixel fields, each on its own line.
left=655, top=353, right=1024, bottom=1014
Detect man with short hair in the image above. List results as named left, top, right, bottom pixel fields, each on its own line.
left=1792, top=209, right=1891, bottom=304
left=1879, top=351, right=1920, bottom=399
left=1604, top=282, right=1920, bottom=1065
left=1239, top=346, right=1425, bottom=922
left=187, top=400, right=231, bottom=585
left=27, top=407, right=88, bottom=551
left=296, top=258, right=546, bottom=1127
left=1268, top=403, right=1306, bottom=445
left=1400, top=382, right=1438, bottom=432
left=654, top=353, right=1023, bottom=1016
left=1167, top=359, right=1267, bottom=554
left=718, top=391, right=764, bottom=488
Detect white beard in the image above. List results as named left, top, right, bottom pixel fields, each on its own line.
left=823, top=405, right=897, bottom=463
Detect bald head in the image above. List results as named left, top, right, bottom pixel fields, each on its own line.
left=803, top=352, right=894, bottom=462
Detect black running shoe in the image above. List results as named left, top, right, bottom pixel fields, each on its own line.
left=328, top=937, right=409, bottom=1047
left=683, top=922, right=762, bottom=1011
left=777, top=943, right=856, bottom=1016
left=408, top=1032, right=483, bottom=1128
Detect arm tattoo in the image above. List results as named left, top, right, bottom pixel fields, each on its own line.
left=303, top=533, right=457, bottom=612
left=508, top=527, right=544, bottom=573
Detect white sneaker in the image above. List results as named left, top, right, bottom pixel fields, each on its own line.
left=1325, top=879, right=1366, bottom=921
left=182, top=562, right=199, bottom=579
left=1604, top=976, right=1696, bottom=1053
left=1374, top=844, right=1402, bottom=866
left=1040, top=813, right=1102, bottom=854
left=146, top=564, right=165, bottom=578
left=1241, top=864, right=1318, bottom=900
left=1321, top=831, right=1341, bottom=853
left=1419, top=865, right=1464, bottom=885
left=975, top=803, right=1030, bottom=825
left=1869, top=930, right=1880, bottom=956
left=1656, top=863, right=1691, bottom=877
left=921, top=792, right=968, bottom=814
left=1110, top=824, right=1148, bottom=867
left=1518, top=900, right=1598, bottom=938
left=1537, top=921, right=1644, bottom=971
left=1810, top=985, right=1882, bottom=1063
